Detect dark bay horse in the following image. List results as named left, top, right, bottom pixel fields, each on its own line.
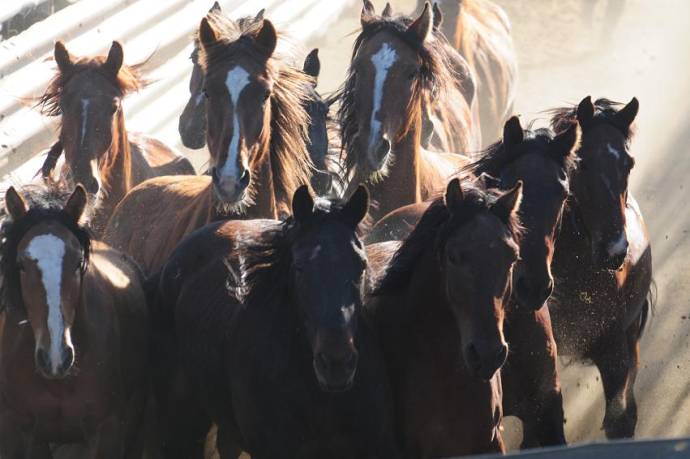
left=420, top=0, right=518, bottom=145
left=366, top=178, right=523, bottom=457
left=178, top=5, right=333, bottom=195
left=365, top=117, right=581, bottom=448
left=549, top=96, right=652, bottom=439
left=104, top=13, right=313, bottom=275
left=38, top=41, right=194, bottom=234
left=150, top=185, right=399, bottom=459
left=0, top=185, right=149, bottom=458
left=338, top=2, right=479, bottom=221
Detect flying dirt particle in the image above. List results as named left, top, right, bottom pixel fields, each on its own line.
left=678, top=365, right=681, bottom=369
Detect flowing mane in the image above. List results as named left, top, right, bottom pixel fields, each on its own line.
left=461, top=127, right=579, bottom=179
left=374, top=182, right=521, bottom=295
left=336, top=13, right=474, bottom=177
left=0, top=185, right=92, bottom=313
left=199, top=13, right=313, bottom=213
left=37, top=55, right=147, bottom=118
left=548, top=98, right=636, bottom=140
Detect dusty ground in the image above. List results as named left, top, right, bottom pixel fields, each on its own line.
left=306, top=0, right=690, bottom=451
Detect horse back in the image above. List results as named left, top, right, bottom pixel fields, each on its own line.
left=129, top=132, right=195, bottom=179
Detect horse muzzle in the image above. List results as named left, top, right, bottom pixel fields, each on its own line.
left=313, top=349, right=359, bottom=393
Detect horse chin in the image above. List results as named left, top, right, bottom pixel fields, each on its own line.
left=213, top=188, right=250, bottom=215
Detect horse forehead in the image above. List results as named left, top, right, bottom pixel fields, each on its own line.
left=451, top=213, right=510, bottom=246
left=64, top=71, right=117, bottom=98
left=225, top=66, right=251, bottom=102
left=19, top=223, right=79, bottom=259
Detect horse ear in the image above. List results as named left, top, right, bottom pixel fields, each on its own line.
left=255, top=19, right=277, bottom=58
left=5, top=187, right=27, bottom=221
left=361, top=0, right=376, bottom=26
left=292, top=185, right=314, bottom=223
left=432, top=2, right=443, bottom=30
left=576, top=96, right=594, bottom=129
left=444, top=178, right=463, bottom=211
left=199, top=17, right=218, bottom=49
left=255, top=8, right=265, bottom=21
left=342, top=185, right=369, bottom=228
left=64, top=185, right=88, bottom=223
left=492, top=181, right=523, bottom=224
left=408, top=2, right=433, bottom=42
left=54, top=41, right=73, bottom=73
left=104, top=41, right=124, bottom=76
left=614, top=97, right=639, bottom=130
left=209, top=1, right=221, bottom=13
left=550, top=123, right=580, bottom=159
left=303, top=49, right=320, bottom=80
left=382, top=2, right=393, bottom=17
left=503, top=116, right=523, bottom=148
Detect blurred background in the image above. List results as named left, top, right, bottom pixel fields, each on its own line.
left=2, top=0, right=690, bottom=450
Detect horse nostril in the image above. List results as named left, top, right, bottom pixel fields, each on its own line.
left=466, top=344, right=481, bottom=370
left=60, top=347, right=74, bottom=373
left=36, top=348, right=50, bottom=372
left=496, top=345, right=508, bottom=366
left=542, top=280, right=554, bottom=300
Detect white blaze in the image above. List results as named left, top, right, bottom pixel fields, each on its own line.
left=607, top=231, right=628, bottom=258
left=25, top=234, right=67, bottom=373
left=368, top=43, right=398, bottom=149
left=220, top=66, right=251, bottom=180
left=80, top=99, right=90, bottom=147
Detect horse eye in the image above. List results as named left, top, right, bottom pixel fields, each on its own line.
left=407, top=70, right=417, bottom=80
left=202, top=88, right=209, bottom=99
left=263, top=89, right=271, bottom=101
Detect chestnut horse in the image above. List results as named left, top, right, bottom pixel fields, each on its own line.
left=178, top=5, right=334, bottom=196
left=38, top=41, right=194, bottom=235
left=421, top=0, right=518, bottom=145
left=338, top=2, right=478, bottom=221
left=366, top=179, right=523, bottom=456
left=0, top=185, right=149, bottom=458
left=549, top=96, right=653, bottom=439
left=104, top=14, right=313, bottom=275
left=366, top=117, right=581, bottom=448
left=149, top=185, right=399, bottom=459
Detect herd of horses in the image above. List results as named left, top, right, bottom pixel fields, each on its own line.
left=0, top=0, right=653, bottom=458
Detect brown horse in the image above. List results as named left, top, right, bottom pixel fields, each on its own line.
left=366, top=117, right=581, bottom=448
left=38, top=41, right=194, bottom=235
left=0, top=185, right=149, bottom=458
left=549, top=96, right=652, bottom=439
left=149, top=185, right=399, bottom=459
left=366, top=178, right=523, bottom=457
left=104, top=13, right=313, bottom=275
left=422, top=0, right=518, bottom=145
left=338, top=2, right=478, bottom=221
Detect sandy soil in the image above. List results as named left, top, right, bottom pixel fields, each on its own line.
left=306, top=0, right=690, bottom=451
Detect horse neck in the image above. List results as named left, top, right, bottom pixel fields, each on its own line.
left=100, top=112, right=134, bottom=204
left=554, top=196, right=591, bottom=271
left=405, top=245, right=451, bottom=323
left=254, top=143, right=278, bottom=218
left=369, top=114, right=423, bottom=219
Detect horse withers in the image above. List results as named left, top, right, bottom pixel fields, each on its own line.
left=0, top=185, right=149, bottom=458
left=549, top=96, right=653, bottom=439
left=149, top=185, right=399, bottom=459
left=38, top=41, right=194, bottom=234
left=366, top=178, right=523, bottom=456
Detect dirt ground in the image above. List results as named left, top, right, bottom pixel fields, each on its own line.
left=306, top=0, right=690, bottom=451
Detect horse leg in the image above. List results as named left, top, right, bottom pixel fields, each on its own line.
left=503, top=306, right=566, bottom=448
left=86, top=414, right=126, bottom=459
left=215, top=422, right=243, bottom=459
left=0, top=413, right=51, bottom=459
left=591, top=325, right=638, bottom=439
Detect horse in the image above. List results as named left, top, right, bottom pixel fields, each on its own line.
left=338, top=1, right=479, bottom=221
left=421, top=0, right=518, bottom=145
left=365, top=117, right=581, bottom=448
left=365, top=178, right=523, bottom=457
left=0, top=185, right=149, bottom=458
left=149, top=185, right=399, bottom=459
left=548, top=96, right=652, bottom=439
left=178, top=6, right=333, bottom=196
left=103, top=13, right=313, bottom=276
left=38, top=41, right=195, bottom=235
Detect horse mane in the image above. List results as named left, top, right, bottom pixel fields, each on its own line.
left=37, top=55, right=148, bottom=117
left=461, top=126, right=579, bottom=179
left=336, top=13, right=473, bottom=178
left=374, top=181, right=522, bottom=295
left=199, top=13, right=313, bottom=214
left=227, top=198, right=357, bottom=307
left=0, top=185, right=93, bottom=313
left=548, top=98, right=636, bottom=140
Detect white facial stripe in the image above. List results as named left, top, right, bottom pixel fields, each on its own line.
left=607, top=231, right=628, bottom=257
left=221, top=66, right=251, bottom=179
left=25, top=234, right=66, bottom=373
left=80, top=99, right=90, bottom=147
left=368, top=43, right=398, bottom=149
left=606, top=143, right=620, bottom=159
